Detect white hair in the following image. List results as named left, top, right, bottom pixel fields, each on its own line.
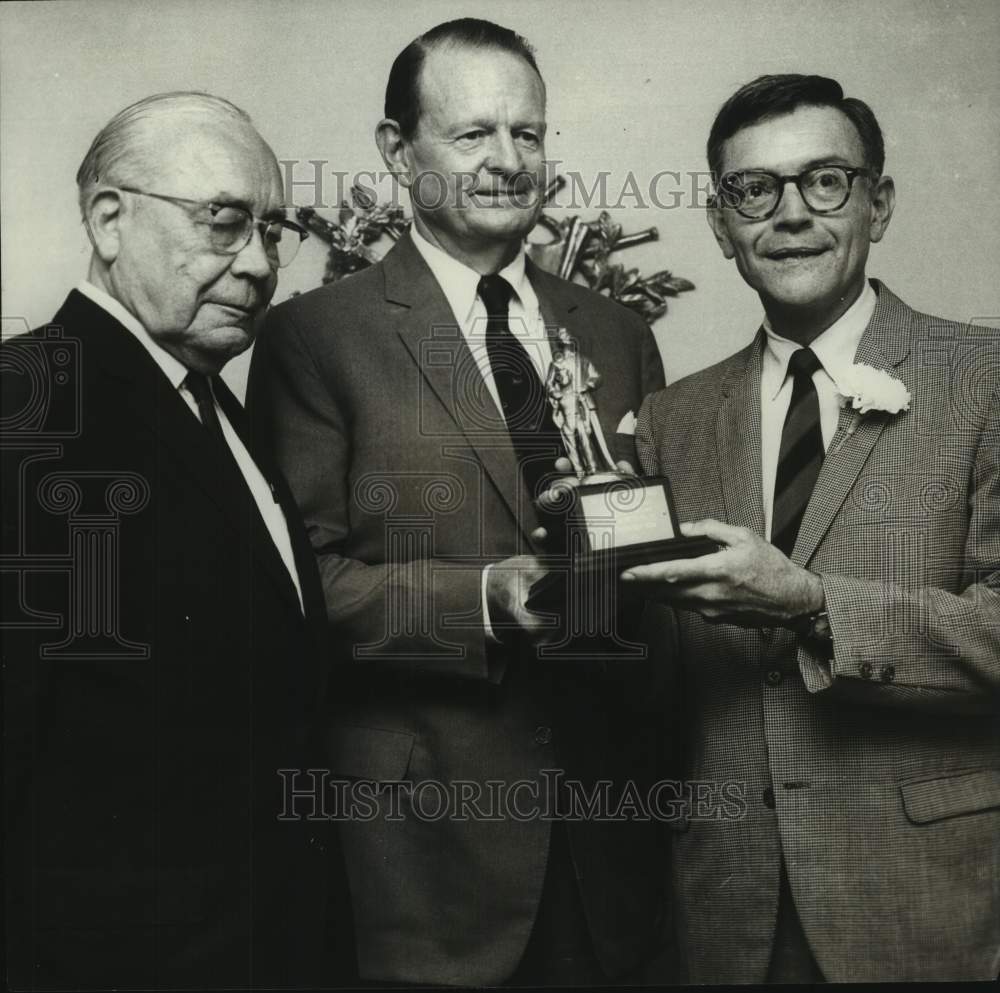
left=75, top=91, right=255, bottom=218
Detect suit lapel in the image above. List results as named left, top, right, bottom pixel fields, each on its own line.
left=795, top=280, right=913, bottom=565
left=530, top=259, right=587, bottom=352
left=63, top=291, right=300, bottom=609
left=385, top=235, right=538, bottom=540
left=717, top=333, right=767, bottom=536
left=224, top=382, right=328, bottom=703
left=214, top=378, right=309, bottom=610
left=65, top=292, right=242, bottom=523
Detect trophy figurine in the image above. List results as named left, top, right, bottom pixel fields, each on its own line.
left=544, top=328, right=620, bottom=483
left=539, top=329, right=718, bottom=576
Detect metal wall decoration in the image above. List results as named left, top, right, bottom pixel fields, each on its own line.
left=296, top=177, right=694, bottom=325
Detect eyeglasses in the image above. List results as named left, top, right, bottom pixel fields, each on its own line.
left=117, top=186, right=308, bottom=268
left=717, top=166, right=872, bottom=220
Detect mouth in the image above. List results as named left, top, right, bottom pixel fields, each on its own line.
left=209, top=303, right=259, bottom=324
left=469, top=174, right=539, bottom=207
left=765, top=246, right=828, bottom=261
left=469, top=188, right=536, bottom=206
left=213, top=303, right=256, bottom=315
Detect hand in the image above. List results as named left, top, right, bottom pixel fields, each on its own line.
left=620, top=519, right=824, bottom=628
left=532, top=456, right=637, bottom=544
left=486, top=554, right=559, bottom=645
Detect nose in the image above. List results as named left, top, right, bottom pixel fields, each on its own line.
left=772, top=178, right=812, bottom=228
left=484, top=130, right=523, bottom=175
left=230, top=224, right=276, bottom=281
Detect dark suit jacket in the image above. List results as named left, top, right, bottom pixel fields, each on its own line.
left=248, top=232, right=673, bottom=985
left=2, top=290, right=353, bottom=989
left=636, top=281, right=1000, bottom=982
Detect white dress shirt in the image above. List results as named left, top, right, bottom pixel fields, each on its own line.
left=410, top=225, right=553, bottom=405
left=77, top=280, right=305, bottom=612
left=410, top=229, right=553, bottom=642
left=760, top=280, right=877, bottom=540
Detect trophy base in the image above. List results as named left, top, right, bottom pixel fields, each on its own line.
left=569, top=475, right=716, bottom=565
left=527, top=475, right=719, bottom=614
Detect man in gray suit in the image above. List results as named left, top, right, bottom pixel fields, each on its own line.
left=628, top=74, right=999, bottom=982
left=249, top=17, right=669, bottom=987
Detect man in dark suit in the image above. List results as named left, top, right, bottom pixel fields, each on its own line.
left=2, top=92, right=351, bottom=988
left=627, top=75, right=1000, bottom=982
left=248, top=18, right=670, bottom=987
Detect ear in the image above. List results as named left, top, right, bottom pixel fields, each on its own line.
left=83, top=188, right=124, bottom=263
left=868, top=173, right=895, bottom=244
left=706, top=203, right=736, bottom=259
left=375, top=118, right=412, bottom=189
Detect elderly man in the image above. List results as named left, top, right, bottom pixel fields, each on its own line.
left=627, top=75, right=1000, bottom=982
left=2, top=92, right=350, bottom=988
left=249, top=17, right=669, bottom=988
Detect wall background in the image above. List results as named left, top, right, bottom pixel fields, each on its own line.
left=3, top=0, right=998, bottom=399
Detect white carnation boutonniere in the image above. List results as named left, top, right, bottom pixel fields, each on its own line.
left=831, top=363, right=911, bottom=455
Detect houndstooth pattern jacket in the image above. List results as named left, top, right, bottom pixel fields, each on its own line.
left=636, top=280, right=1000, bottom=983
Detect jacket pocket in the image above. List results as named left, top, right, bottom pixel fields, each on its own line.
left=901, top=768, right=1000, bottom=824
left=323, top=723, right=415, bottom=782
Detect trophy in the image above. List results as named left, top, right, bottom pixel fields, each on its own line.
left=539, top=329, right=717, bottom=576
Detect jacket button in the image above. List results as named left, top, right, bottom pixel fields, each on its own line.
left=762, top=786, right=776, bottom=809
left=858, top=661, right=873, bottom=680
left=880, top=664, right=895, bottom=683
left=533, top=725, right=553, bottom=745
left=765, top=669, right=783, bottom=686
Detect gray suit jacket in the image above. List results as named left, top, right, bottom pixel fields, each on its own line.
left=248, top=233, right=672, bottom=985
left=636, top=280, right=1000, bottom=982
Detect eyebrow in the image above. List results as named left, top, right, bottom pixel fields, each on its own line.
left=735, top=155, right=855, bottom=174
left=451, top=118, right=546, bottom=133
left=209, top=193, right=288, bottom=221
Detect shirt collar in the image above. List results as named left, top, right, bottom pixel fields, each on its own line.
left=761, top=280, right=877, bottom=399
left=409, top=224, right=531, bottom=324
left=76, top=279, right=190, bottom=390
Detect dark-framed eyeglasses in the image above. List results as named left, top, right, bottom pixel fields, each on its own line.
left=117, top=186, right=308, bottom=268
left=717, top=166, right=873, bottom=220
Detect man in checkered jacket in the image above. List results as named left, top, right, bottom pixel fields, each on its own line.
left=626, top=74, right=999, bottom=982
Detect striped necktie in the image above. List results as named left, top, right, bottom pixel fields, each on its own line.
left=771, top=347, right=824, bottom=557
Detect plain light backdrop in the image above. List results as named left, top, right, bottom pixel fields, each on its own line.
left=2, top=0, right=998, bottom=399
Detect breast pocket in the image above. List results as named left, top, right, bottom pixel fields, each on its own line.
left=323, top=723, right=416, bottom=782
left=901, top=768, right=1000, bottom=824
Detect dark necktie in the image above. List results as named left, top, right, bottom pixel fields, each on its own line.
left=771, top=347, right=825, bottom=557
left=184, top=371, right=228, bottom=445
left=477, top=274, right=561, bottom=497
left=183, top=371, right=265, bottom=500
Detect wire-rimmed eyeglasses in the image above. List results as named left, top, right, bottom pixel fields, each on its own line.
left=118, top=186, right=308, bottom=268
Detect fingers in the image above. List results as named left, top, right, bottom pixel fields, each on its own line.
left=553, top=456, right=575, bottom=473
left=537, top=476, right=581, bottom=511
left=615, top=459, right=637, bottom=476
left=679, top=518, right=746, bottom=544
left=621, top=551, right=724, bottom=584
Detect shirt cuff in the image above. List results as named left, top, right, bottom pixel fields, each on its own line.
left=482, top=563, right=501, bottom=644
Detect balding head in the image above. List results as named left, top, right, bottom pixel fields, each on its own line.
left=80, top=92, right=289, bottom=374
left=76, top=92, right=261, bottom=222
